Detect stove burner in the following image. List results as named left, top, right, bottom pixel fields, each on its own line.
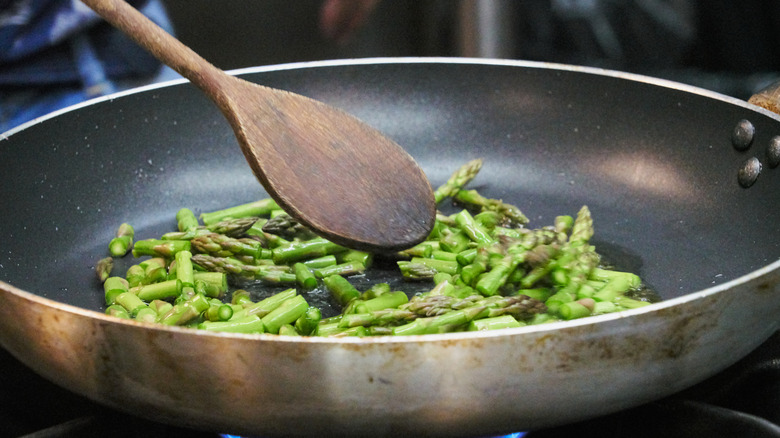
left=220, top=433, right=528, bottom=438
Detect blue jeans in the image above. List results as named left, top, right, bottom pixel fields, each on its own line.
left=0, top=0, right=177, bottom=134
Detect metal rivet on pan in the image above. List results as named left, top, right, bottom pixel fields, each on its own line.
left=738, top=157, right=762, bottom=188
left=732, top=119, right=755, bottom=151
left=767, top=136, right=780, bottom=168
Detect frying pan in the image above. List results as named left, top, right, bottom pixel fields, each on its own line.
left=1, top=58, right=779, bottom=437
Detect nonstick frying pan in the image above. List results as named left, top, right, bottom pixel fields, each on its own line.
left=1, top=58, right=779, bottom=437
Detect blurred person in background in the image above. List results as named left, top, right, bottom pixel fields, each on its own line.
left=0, top=0, right=175, bottom=132
left=0, top=0, right=378, bottom=132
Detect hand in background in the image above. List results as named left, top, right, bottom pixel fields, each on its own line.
left=319, top=0, right=380, bottom=43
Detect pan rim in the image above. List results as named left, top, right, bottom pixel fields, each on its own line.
left=4, top=56, right=779, bottom=139
left=2, top=57, right=778, bottom=344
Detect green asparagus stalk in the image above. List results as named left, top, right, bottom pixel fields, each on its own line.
left=354, top=291, right=409, bottom=314
left=294, top=306, right=322, bottom=335
left=135, top=307, right=158, bottom=324
left=337, top=250, right=373, bottom=268
left=454, top=189, right=529, bottom=225
left=203, top=302, right=234, bottom=322
left=569, top=206, right=594, bottom=245
left=433, top=158, right=483, bottom=204
left=278, top=324, right=300, bottom=336
left=104, top=276, right=129, bottom=306
left=132, top=279, right=183, bottom=302
left=468, top=314, right=522, bottom=331
left=132, top=239, right=191, bottom=258
left=261, top=213, right=317, bottom=240
left=454, top=209, right=495, bottom=245
left=361, top=282, right=391, bottom=300
left=174, top=250, right=195, bottom=288
left=108, top=223, right=134, bottom=257
left=313, top=261, right=365, bottom=278
left=272, top=238, right=346, bottom=264
left=176, top=208, right=199, bottom=232
left=293, top=262, right=318, bottom=290
left=323, top=274, right=361, bottom=306
left=140, top=258, right=168, bottom=284
left=198, top=315, right=265, bottom=334
left=206, top=216, right=259, bottom=237
left=438, top=228, right=471, bottom=253
left=301, top=255, right=338, bottom=269
left=149, top=299, right=173, bottom=316
left=236, top=288, right=297, bottom=319
left=106, top=304, right=130, bottom=319
left=191, top=233, right=268, bottom=259
left=115, top=291, right=148, bottom=317
left=95, top=256, right=113, bottom=282
left=199, top=198, right=278, bottom=225
left=261, top=294, right=309, bottom=334
left=192, top=271, right=228, bottom=298
left=158, top=293, right=210, bottom=326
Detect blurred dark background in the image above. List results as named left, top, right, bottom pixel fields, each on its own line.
left=161, top=0, right=780, bottom=100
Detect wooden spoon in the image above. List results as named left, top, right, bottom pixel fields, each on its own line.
left=81, top=0, right=435, bottom=252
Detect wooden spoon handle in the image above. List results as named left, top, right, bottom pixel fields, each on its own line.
left=80, top=0, right=227, bottom=95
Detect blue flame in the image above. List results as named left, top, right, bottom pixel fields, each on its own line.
left=222, top=432, right=526, bottom=438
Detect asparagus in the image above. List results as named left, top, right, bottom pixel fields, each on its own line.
left=236, top=288, right=297, bottom=319
left=294, top=306, right=322, bottom=335
left=261, top=213, right=317, bottom=240
left=192, top=271, right=228, bottom=298
left=132, top=239, right=191, bottom=258
left=99, top=160, right=655, bottom=336
left=190, top=254, right=294, bottom=283
left=337, top=250, right=373, bottom=268
left=302, top=255, right=338, bottom=270
left=261, top=294, right=309, bottom=334
left=199, top=198, right=278, bottom=226
left=106, top=304, right=130, bottom=319
left=115, top=291, right=148, bottom=317
left=206, top=216, right=259, bottom=237
left=313, top=261, right=366, bottom=278
left=95, top=257, right=113, bottom=282
left=104, top=276, right=129, bottom=306
left=272, top=238, right=346, bottom=264
left=322, top=275, right=361, bottom=307
left=191, top=233, right=269, bottom=259
left=203, top=302, right=234, bottom=322
left=569, top=206, right=594, bottom=245
left=176, top=208, right=199, bottom=232
left=453, top=209, right=495, bottom=245
left=158, top=293, right=210, bottom=326
left=353, top=291, right=409, bottom=314
left=293, top=262, right=318, bottom=290
left=108, top=223, right=134, bottom=257
left=132, top=279, right=183, bottom=301
left=454, top=189, right=529, bottom=226
left=468, top=314, right=523, bottom=331
left=198, top=315, right=265, bottom=334
left=433, top=158, right=483, bottom=204
left=175, top=250, right=195, bottom=288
